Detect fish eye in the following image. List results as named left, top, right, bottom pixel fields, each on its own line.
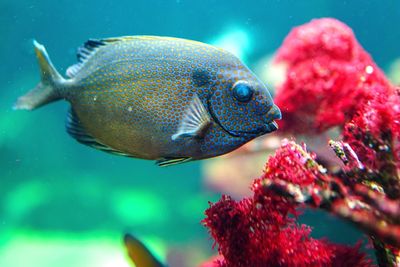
left=232, top=81, right=254, bottom=103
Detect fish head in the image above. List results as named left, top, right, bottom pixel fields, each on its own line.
left=208, top=70, right=281, bottom=138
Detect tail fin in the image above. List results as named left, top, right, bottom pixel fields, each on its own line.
left=14, top=40, right=64, bottom=110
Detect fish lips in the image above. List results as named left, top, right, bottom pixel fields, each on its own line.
left=263, top=121, right=279, bottom=133
left=239, top=121, right=279, bottom=136
left=220, top=120, right=279, bottom=137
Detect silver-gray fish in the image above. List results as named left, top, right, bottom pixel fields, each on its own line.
left=15, top=36, right=281, bottom=166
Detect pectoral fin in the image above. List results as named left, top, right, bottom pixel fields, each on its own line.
left=171, top=94, right=211, bottom=141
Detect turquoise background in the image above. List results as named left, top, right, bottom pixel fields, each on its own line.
left=1, top=1, right=399, bottom=266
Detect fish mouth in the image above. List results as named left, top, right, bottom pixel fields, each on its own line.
left=227, top=121, right=278, bottom=137
left=263, top=121, right=279, bottom=133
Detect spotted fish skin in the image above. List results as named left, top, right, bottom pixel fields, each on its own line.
left=15, top=36, right=281, bottom=165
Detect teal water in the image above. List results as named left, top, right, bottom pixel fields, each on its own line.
left=1, top=1, right=399, bottom=266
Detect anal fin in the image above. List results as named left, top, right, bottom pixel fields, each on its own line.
left=66, top=108, right=129, bottom=157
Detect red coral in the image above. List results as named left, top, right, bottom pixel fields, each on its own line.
left=340, top=85, right=400, bottom=200
left=274, top=18, right=392, bottom=134
left=199, top=256, right=224, bottom=267
left=276, top=18, right=364, bottom=65
left=201, top=18, right=400, bottom=267
left=203, top=141, right=373, bottom=267
left=343, top=92, right=400, bottom=174
left=331, top=243, right=374, bottom=267
left=264, top=140, right=319, bottom=186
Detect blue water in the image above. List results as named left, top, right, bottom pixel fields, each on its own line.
left=1, top=1, right=399, bottom=266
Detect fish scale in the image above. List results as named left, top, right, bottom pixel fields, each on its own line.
left=15, top=36, right=281, bottom=166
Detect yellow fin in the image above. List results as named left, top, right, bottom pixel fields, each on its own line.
left=14, top=40, right=63, bottom=110
left=124, top=234, right=164, bottom=267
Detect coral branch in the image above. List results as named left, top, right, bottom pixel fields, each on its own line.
left=260, top=138, right=400, bottom=266
left=262, top=176, right=400, bottom=248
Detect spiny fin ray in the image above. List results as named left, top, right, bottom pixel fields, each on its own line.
left=66, top=39, right=106, bottom=78
left=156, top=157, right=192, bottom=167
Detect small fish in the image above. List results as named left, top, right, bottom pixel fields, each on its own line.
left=124, top=234, right=165, bottom=267
left=15, top=36, right=281, bottom=166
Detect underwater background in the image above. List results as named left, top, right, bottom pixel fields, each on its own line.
left=1, top=1, right=400, bottom=266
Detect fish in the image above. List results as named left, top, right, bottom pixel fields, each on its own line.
left=15, top=36, right=281, bottom=166
left=124, top=234, right=165, bottom=267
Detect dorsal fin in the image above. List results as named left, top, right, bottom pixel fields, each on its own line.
left=66, top=39, right=106, bottom=78
left=65, top=36, right=203, bottom=78
left=66, top=108, right=130, bottom=157
left=77, top=39, right=105, bottom=61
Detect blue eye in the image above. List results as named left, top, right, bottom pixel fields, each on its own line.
left=233, top=82, right=253, bottom=102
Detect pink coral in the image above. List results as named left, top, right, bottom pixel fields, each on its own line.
left=200, top=18, right=400, bottom=267
left=343, top=91, right=400, bottom=179
left=199, top=256, right=224, bottom=267
left=274, top=18, right=392, bottom=134
left=203, top=141, right=373, bottom=267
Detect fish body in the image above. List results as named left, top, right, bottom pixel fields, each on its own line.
left=15, top=36, right=281, bottom=166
